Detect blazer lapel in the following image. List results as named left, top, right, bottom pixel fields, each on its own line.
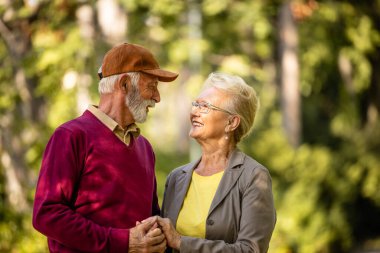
left=170, top=160, right=199, bottom=226
left=208, top=150, right=245, bottom=216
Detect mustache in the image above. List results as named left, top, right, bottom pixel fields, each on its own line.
left=144, top=99, right=155, bottom=108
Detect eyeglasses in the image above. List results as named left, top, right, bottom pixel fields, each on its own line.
left=191, top=101, right=234, bottom=115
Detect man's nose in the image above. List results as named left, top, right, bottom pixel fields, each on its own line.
left=152, top=89, right=160, bottom=103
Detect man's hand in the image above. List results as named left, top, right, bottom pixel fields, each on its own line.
left=129, top=216, right=166, bottom=253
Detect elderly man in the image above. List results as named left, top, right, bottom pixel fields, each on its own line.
left=33, top=43, right=178, bottom=252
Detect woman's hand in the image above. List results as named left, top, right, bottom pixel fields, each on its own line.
left=157, top=217, right=181, bottom=250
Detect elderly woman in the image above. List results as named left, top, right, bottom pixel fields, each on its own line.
left=156, top=72, right=276, bottom=253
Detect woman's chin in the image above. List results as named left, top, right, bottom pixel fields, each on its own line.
left=189, top=131, right=198, bottom=139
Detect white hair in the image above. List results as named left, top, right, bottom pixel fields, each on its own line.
left=98, top=72, right=140, bottom=94
left=203, top=72, right=259, bottom=143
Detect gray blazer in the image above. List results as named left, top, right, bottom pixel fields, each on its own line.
left=161, top=149, right=276, bottom=253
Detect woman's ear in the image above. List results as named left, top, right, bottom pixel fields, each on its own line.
left=116, top=74, right=131, bottom=94
left=226, top=115, right=240, bottom=132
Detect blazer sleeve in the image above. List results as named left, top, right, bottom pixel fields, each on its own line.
left=179, top=167, right=276, bottom=253
left=162, top=171, right=180, bottom=253
left=161, top=171, right=174, bottom=218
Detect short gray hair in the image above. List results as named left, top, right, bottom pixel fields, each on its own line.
left=98, top=72, right=140, bottom=94
left=203, top=72, right=259, bottom=143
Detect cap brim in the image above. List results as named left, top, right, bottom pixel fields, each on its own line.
left=141, top=69, right=178, bottom=82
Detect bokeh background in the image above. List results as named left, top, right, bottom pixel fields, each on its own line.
left=1, top=0, right=380, bottom=252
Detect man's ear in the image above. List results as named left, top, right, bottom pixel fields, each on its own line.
left=116, top=74, right=131, bottom=94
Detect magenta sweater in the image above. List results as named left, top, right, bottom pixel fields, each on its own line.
left=33, top=110, right=160, bottom=252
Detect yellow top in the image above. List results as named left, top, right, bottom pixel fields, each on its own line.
left=176, top=170, right=224, bottom=238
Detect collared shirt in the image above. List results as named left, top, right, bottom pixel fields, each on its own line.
left=33, top=110, right=159, bottom=252
left=87, top=105, right=140, bottom=145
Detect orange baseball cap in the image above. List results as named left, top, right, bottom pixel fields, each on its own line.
left=98, top=43, right=178, bottom=82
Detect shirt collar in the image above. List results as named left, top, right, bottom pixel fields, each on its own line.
left=87, top=105, right=140, bottom=137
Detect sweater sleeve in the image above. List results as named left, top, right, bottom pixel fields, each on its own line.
left=32, top=127, right=129, bottom=252
left=152, top=176, right=160, bottom=216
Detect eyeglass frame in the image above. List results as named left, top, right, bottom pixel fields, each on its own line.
left=191, top=101, right=235, bottom=115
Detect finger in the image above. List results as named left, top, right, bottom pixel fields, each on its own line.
left=149, top=238, right=167, bottom=253
left=137, top=218, right=157, bottom=233
left=156, top=217, right=167, bottom=226
left=157, top=218, right=171, bottom=230
left=136, top=221, right=141, bottom=226
left=141, top=215, right=158, bottom=224
left=145, top=232, right=165, bottom=246
left=146, top=227, right=163, bottom=237
left=156, top=216, right=165, bottom=223
left=148, top=222, right=158, bottom=232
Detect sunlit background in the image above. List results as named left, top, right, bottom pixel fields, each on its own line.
left=0, top=0, right=380, bottom=252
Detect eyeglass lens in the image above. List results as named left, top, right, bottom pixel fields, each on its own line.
left=192, top=101, right=210, bottom=113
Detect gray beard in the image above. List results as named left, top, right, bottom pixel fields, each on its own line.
left=125, top=84, right=155, bottom=123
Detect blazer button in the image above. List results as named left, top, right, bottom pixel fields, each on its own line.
left=207, top=219, right=214, bottom=225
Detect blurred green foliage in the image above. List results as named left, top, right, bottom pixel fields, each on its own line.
left=0, top=0, right=380, bottom=252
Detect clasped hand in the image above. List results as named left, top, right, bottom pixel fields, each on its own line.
left=129, top=216, right=181, bottom=253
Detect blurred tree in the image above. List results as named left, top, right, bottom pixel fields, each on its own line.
left=251, top=1, right=380, bottom=252
left=0, top=0, right=98, bottom=251
left=0, top=0, right=46, bottom=212
left=0, top=0, right=379, bottom=252
left=278, top=2, right=301, bottom=148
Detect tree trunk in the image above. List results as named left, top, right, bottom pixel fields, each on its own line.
left=278, top=2, right=301, bottom=148
left=0, top=11, right=46, bottom=212
left=96, top=0, right=127, bottom=45
left=187, top=0, right=202, bottom=160
left=76, top=5, right=95, bottom=113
